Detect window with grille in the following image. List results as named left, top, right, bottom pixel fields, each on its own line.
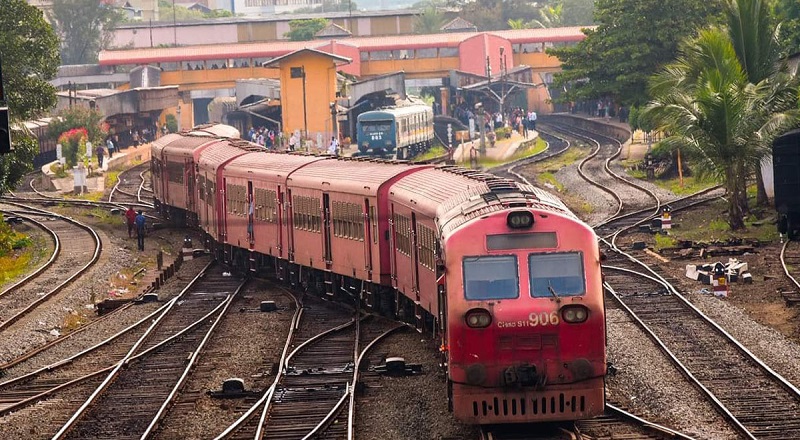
left=394, top=214, right=411, bottom=255
left=418, top=225, right=437, bottom=271
left=254, top=188, right=277, bottom=222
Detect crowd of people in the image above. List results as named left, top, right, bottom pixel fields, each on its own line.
left=453, top=104, right=538, bottom=138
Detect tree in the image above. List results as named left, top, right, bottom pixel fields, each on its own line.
left=157, top=0, right=234, bottom=21
left=0, top=0, right=60, bottom=196
left=726, top=0, right=789, bottom=207
left=50, top=0, right=124, bottom=65
left=530, top=2, right=563, bottom=28
left=549, top=0, right=724, bottom=107
left=772, top=0, right=800, bottom=52
left=48, top=107, right=109, bottom=146
left=284, top=18, right=329, bottom=41
left=644, top=28, right=799, bottom=230
left=561, top=0, right=596, bottom=26
left=414, top=6, right=445, bottom=34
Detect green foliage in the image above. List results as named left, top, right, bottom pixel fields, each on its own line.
left=284, top=18, right=329, bottom=41
left=549, top=0, right=724, bottom=107
left=48, top=107, right=109, bottom=146
left=50, top=0, right=124, bottom=64
left=166, top=114, right=178, bottom=133
left=644, top=0, right=800, bottom=230
left=0, top=0, right=60, bottom=121
left=773, top=0, right=800, bottom=54
left=653, top=233, right=677, bottom=251
left=157, top=0, right=234, bottom=22
left=560, top=0, right=596, bottom=26
left=414, top=6, right=445, bottom=34
left=0, top=214, right=32, bottom=257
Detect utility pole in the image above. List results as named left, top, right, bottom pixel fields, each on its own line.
left=476, top=102, right=485, bottom=156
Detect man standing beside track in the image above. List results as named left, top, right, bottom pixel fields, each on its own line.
left=135, top=210, right=146, bottom=251
left=125, top=207, right=136, bottom=238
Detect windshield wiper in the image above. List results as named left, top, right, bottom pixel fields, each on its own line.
left=547, top=281, right=561, bottom=303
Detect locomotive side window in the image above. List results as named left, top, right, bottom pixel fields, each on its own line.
left=166, top=162, right=184, bottom=184
left=462, top=255, right=519, bottom=300
left=528, top=252, right=586, bottom=298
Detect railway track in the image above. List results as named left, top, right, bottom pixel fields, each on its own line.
left=780, top=240, right=800, bottom=305
left=51, top=264, right=245, bottom=440
left=108, top=162, right=154, bottom=207
left=0, top=202, right=101, bottom=337
left=559, top=122, right=800, bottom=439
left=480, top=402, right=695, bottom=440
left=604, top=257, right=800, bottom=439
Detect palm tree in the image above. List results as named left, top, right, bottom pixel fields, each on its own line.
left=645, top=28, right=783, bottom=229
left=507, top=18, right=528, bottom=30
left=725, top=0, right=797, bottom=207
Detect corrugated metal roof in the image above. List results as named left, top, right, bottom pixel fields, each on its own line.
left=99, top=27, right=589, bottom=65
left=224, top=152, right=330, bottom=180
left=288, top=158, right=428, bottom=196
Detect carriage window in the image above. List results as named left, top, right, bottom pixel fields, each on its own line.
left=463, top=255, right=519, bottom=300
left=529, top=252, right=585, bottom=298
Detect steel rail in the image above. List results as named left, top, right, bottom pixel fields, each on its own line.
left=603, top=278, right=757, bottom=440
left=214, top=286, right=302, bottom=440
left=0, top=209, right=60, bottom=299
left=51, top=260, right=213, bottom=440
left=347, top=322, right=407, bottom=440
left=0, top=202, right=102, bottom=332
left=780, top=240, right=800, bottom=291
left=141, top=281, right=246, bottom=439
left=604, top=403, right=698, bottom=440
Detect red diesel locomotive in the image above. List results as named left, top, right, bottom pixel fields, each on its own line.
left=150, top=127, right=607, bottom=424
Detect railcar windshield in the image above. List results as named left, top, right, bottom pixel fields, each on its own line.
left=529, top=252, right=586, bottom=298
left=360, top=121, right=392, bottom=133
left=463, top=255, right=519, bottom=300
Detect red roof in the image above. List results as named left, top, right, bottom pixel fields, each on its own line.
left=99, top=27, right=589, bottom=66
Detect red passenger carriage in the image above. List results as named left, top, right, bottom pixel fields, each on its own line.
left=151, top=127, right=606, bottom=426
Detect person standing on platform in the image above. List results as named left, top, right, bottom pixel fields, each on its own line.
left=328, top=136, right=339, bottom=156
left=96, top=144, right=105, bottom=169
left=135, top=210, right=146, bottom=251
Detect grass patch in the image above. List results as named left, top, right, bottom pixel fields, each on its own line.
left=0, top=252, right=32, bottom=285
left=414, top=145, right=447, bottom=162
left=87, top=207, right=125, bottom=226
left=104, top=170, right=121, bottom=188
left=73, top=191, right=104, bottom=201
left=537, top=172, right=564, bottom=191
left=654, top=233, right=678, bottom=251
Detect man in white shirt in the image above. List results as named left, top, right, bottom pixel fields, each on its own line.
left=528, top=110, right=537, bottom=131
left=328, top=136, right=339, bottom=156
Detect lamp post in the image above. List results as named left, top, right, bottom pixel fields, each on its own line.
left=499, top=47, right=506, bottom=118
left=475, top=102, right=486, bottom=156
left=330, top=101, right=338, bottom=142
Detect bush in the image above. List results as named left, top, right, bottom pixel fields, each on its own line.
left=57, top=127, right=88, bottom=167
left=165, top=114, right=178, bottom=133
left=495, top=127, right=512, bottom=139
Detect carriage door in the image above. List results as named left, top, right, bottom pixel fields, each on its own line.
left=185, top=159, right=195, bottom=213
left=286, top=189, right=294, bottom=261
left=247, top=181, right=254, bottom=245
left=411, top=213, right=421, bottom=297
left=277, top=187, right=284, bottom=258
left=364, top=199, right=373, bottom=275
left=388, top=205, right=398, bottom=287
left=322, top=194, right=333, bottom=265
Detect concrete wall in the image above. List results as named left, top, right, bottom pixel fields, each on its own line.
left=541, top=114, right=631, bottom=143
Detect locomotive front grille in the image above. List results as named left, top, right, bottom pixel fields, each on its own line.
left=470, top=393, right=586, bottom=417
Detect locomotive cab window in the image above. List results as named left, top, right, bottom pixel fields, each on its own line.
left=529, top=252, right=586, bottom=298
left=463, top=255, right=519, bottom=300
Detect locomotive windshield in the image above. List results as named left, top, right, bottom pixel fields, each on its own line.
left=361, top=121, right=392, bottom=132
left=463, top=255, right=519, bottom=300
left=529, top=252, right=586, bottom=298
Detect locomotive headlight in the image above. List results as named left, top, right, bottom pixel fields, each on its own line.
left=561, top=305, right=589, bottom=323
left=465, top=308, right=492, bottom=328
left=507, top=211, right=534, bottom=229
